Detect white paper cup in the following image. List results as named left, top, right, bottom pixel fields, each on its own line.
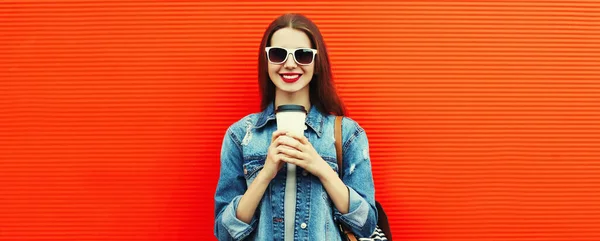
left=275, top=105, right=307, bottom=136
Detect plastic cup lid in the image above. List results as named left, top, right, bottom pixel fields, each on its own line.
left=275, top=104, right=307, bottom=113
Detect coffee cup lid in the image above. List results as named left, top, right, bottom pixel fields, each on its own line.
left=275, top=104, right=307, bottom=113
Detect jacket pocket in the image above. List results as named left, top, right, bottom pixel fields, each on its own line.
left=322, top=156, right=339, bottom=175
left=242, top=155, right=266, bottom=184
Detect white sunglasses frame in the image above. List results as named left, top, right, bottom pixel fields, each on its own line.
left=265, top=46, right=318, bottom=66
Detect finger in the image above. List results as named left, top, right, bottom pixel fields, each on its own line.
left=271, top=130, right=288, bottom=142
left=272, top=136, right=289, bottom=148
left=279, top=154, right=303, bottom=168
left=272, top=130, right=287, bottom=137
left=277, top=146, right=304, bottom=159
left=277, top=145, right=296, bottom=152
left=285, top=132, right=309, bottom=145
left=278, top=136, right=304, bottom=151
left=271, top=133, right=289, bottom=148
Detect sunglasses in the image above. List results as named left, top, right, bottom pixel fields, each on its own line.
left=265, top=46, right=318, bottom=65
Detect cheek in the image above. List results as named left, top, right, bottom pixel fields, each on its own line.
left=267, top=67, right=277, bottom=80
left=305, top=64, right=315, bottom=73
left=302, top=66, right=315, bottom=77
left=268, top=65, right=280, bottom=75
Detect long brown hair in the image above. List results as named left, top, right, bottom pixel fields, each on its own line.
left=258, top=13, right=346, bottom=116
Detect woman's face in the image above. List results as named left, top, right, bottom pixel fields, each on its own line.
left=267, top=27, right=315, bottom=94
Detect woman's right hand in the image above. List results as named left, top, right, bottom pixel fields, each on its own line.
left=260, top=130, right=289, bottom=181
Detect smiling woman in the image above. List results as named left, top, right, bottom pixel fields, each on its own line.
left=213, top=13, right=380, bottom=241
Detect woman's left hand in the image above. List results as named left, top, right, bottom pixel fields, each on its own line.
left=276, top=132, right=330, bottom=178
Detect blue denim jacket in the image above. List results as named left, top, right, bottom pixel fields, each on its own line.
left=214, top=102, right=378, bottom=240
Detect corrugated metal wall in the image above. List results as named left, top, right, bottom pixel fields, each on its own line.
left=2, top=1, right=600, bottom=240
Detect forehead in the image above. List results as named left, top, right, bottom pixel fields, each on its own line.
left=270, top=27, right=312, bottom=48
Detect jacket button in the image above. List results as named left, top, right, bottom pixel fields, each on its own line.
left=300, top=223, right=307, bottom=229
left=244, top=168, right=248, bottom=175
left=302, top=170, right=308, bottom=176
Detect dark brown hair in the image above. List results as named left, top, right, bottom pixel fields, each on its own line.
left=258, top=13, right=346, bottom=116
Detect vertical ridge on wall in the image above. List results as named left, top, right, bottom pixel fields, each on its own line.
left=2, top=1, right=600, bottom=241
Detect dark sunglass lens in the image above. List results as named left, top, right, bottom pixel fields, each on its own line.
left=295, top=49, right=314, bottom=64
left=268, top=48, right=287, bottom=63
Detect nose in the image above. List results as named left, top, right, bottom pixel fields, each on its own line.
left=283, top=53, right=297, bottom=69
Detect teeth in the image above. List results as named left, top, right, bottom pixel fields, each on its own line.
left=282, top=74, right=300, bottom=79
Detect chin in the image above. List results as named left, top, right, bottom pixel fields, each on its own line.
left=277, top=85, right=304, bottom=93
left=278, top=81, right=310, bottom=93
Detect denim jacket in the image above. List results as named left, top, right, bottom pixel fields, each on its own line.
left=214, top=102, right=378, bottom=240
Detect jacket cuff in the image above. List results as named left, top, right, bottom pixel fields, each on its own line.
left=221, top=195, right=258, bottom=240
left=334, top=186, right=369, bottom=229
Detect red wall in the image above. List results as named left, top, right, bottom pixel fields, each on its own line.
left=2, top=1, right=600, bottom=240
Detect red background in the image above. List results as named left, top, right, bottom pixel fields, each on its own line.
left=2, top=1, right=600, bottom=240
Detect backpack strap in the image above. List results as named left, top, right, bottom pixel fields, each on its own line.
left=334, top=116, right=358, bottom=241
left=334, top=116, right=343, bottom=178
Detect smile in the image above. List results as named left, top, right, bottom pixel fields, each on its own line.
left=280, top=74, right=302, bottom=83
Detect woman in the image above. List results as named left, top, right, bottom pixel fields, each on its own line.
left=214, top=13, right=378, bottom=240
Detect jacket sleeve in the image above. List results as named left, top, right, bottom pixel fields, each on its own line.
left=214, top=127, right=258, bottom=240
left=333, top=120, right=378, bottom=238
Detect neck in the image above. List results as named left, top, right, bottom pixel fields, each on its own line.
left=274, top=87, right=311, bottom=113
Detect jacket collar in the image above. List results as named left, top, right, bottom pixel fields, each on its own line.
left=253, top=101, right=325, bottom=138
